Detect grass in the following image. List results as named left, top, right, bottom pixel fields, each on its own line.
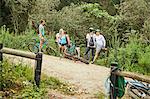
left=0, top=26, right=150, bottom=76
left=94, top=92, right=105, bottom=99
left=0, top=59, right=77, bottom=98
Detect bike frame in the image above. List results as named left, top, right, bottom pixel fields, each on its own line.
left=35, top=38, right=48, bottom=49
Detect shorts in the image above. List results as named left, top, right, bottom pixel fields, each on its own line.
left=60, top=43, right=67, bottom=46
left=96, top=45, right=103, bottom=54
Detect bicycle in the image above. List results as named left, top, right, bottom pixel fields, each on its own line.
left=28, top=38, right=57, bottom=56
left=105, top=67, right=150, bottom=99
left=126, top=79, right=150, bottom=99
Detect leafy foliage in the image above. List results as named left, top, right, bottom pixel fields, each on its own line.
left=0, top=0, right=150, bottom=76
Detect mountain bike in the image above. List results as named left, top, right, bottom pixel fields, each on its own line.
left=126, top=79, right=150, bottom=99
left=105, top=67, right=150, bottom=99
left=28, top=38, right=57, bottom=56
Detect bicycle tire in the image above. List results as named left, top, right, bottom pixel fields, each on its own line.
left=46, top=47, right=57, bottom=56
left=28, top=43, right=39, bottom=54
left=127, top=85, right=150, bottom=99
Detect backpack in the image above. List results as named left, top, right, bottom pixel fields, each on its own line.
left=89, top=36, right=94, bottom=46
left=116, top=76, right=125, bottom=98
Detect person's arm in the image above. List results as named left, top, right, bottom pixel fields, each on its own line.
left=66, top=35, right=70, bottom=45
left=94, top=35, right=96, bottom=48
left=56, top=34, right=59, bottom=42
left=86, top=34, right=89, bottom=47
left=102, top=35, right=106, bottom=48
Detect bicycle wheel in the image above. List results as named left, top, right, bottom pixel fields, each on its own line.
left=28, top=43, right=39, bottom=54
left=127, top=85, right=149, bottom=99
left=46, top=47, right=57, bottom=56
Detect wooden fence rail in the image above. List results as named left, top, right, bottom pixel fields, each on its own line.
left=113, top=71, right=150, bottom=84
left=0, top=43, right=43, bottom=87
left=1, top=48, right=36, bottom=60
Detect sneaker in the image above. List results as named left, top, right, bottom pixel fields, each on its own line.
left=90, top=61, right=94, bottom=64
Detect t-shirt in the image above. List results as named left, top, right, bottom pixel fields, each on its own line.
left=60, top=35, right=67, bottom=45
left=95, top=35, right=106, bottom=48
left=39, top=24, right=45, bottom=36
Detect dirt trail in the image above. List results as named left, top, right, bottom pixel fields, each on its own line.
left=4, top=49, right=110, bottom=98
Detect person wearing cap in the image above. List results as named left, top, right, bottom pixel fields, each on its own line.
left=90, top=29, right=106, bottom=64
left=84, top=27, right=96, bottom=61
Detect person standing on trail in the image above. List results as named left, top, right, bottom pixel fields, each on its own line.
left=59, top=31, right=70, bottom=54
left=84, top=27, right=96, bottom=61
left=90, top=29, right=106, bottom=64
left=39, top=20, right=46, bottom=52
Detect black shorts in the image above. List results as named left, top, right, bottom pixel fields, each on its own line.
left=60, top=43, right=67, bottom=46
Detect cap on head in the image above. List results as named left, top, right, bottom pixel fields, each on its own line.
left=89, top=27, right=94, bottom=32
left=96, top=29, right=100, bottom=32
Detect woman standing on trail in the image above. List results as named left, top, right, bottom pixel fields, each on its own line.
left=90, top=29, right=106, bottom=64
left=59, top=31, right=70, bottom=54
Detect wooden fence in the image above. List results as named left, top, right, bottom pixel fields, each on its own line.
left=0, top=43, right=42, bottom=87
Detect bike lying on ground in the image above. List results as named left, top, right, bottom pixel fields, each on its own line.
left=126, top=79, right=150, bottom=99
left=28, top=38, right=57, bottom=56
left=105, top=67, right=150, bottom=99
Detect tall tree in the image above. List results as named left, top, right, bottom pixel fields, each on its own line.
left=1, top=0, right=36, bottom=33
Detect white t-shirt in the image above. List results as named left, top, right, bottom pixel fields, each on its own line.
left=39, top=24, right=44, bottom=36
left=95, top=35, right=106, bottom=47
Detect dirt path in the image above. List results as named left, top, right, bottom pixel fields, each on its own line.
left=4, top=49, right=110, bottom=98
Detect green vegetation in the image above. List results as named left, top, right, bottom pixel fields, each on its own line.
left=94, top=92, right=105, bottom=99
left=0, top=0, right=150, bottom=75
left=0, top=0, right=150, bottom=98
left=0, top=0, right=149, bottom=79
left=0, top=59, right=77, bottom=98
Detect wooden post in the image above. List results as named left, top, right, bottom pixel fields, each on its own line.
left=110, top=62, right=118, bottom=99
left=0, top=43, right=3, bottom=61
left=34, top=52, right=43, bottom=87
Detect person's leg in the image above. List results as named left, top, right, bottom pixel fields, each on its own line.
left=57, top=43, right=61, bottom=55
left=91, top=48, right=95, bottom=61
left=91, top=46, right=101, bottom=63
left=92, top=52, right=98, bottom=63
left=76, top=47, right=80, bottom=57
left=39, top=38, right=44, bottom=52
left=84, top=47, right=90, bottom=60
left=88, top=49, right=91, bottom=61
left=63, top=45, right=67, bottom=54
